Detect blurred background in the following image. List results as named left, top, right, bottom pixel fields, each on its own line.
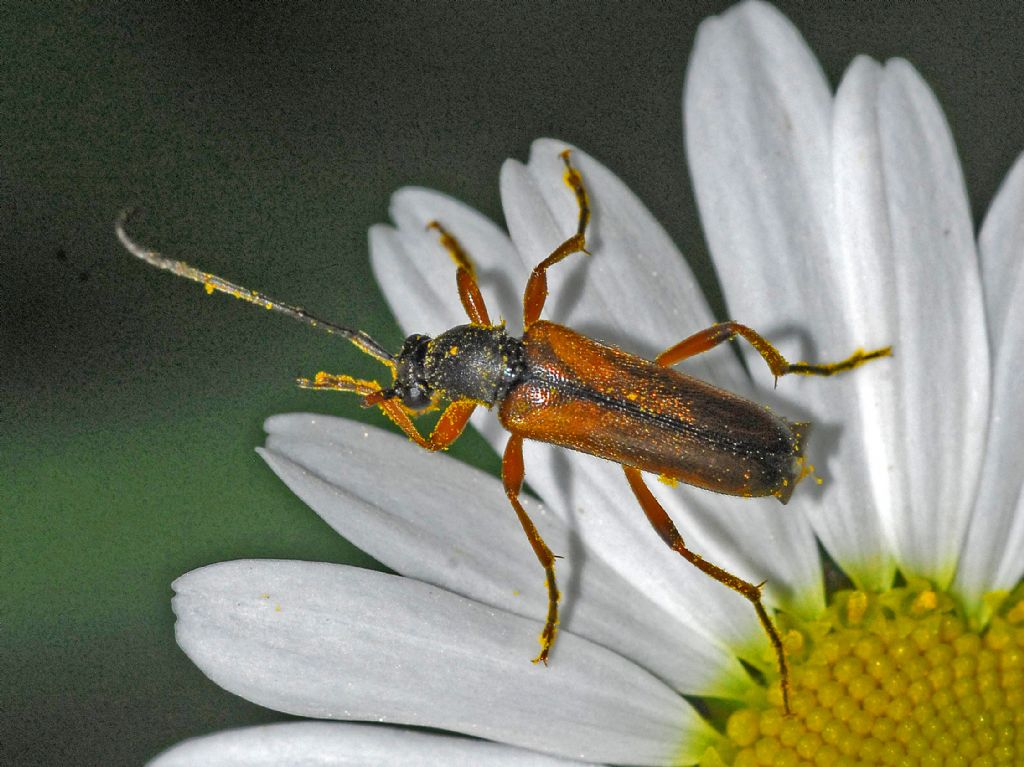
left=4, top=2, right=1023, bottom=763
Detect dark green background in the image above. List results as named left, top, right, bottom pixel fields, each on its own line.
left=4, top=2, right=1022, bottom=764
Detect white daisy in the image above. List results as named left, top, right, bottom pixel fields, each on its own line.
left=152, top=1, right=1023, bottom=764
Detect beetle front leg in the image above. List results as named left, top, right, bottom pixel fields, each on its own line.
left=622, top=465, right=792, bottom=714
left=304, top=372, right=477, bottom=451
left=503, top=434, right=560, bottom=663
left=376, top=398, right=478, bottom=451
left=655, top=321, right=891, bottom=383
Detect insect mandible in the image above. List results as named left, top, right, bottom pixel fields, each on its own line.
left=117, top=150, right=891, bottom=713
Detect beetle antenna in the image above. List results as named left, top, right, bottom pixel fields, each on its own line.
left=116, top=210, right=395, bottom=367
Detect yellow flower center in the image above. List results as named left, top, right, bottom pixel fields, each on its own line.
left=705, top=583, right=1024, bottom=766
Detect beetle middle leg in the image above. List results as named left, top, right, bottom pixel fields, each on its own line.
left=503, top=434, right=560, bottom=664
left=622, top=465, right=792, bottom=713
left=522, top=150, right=592, bottom=328
left=656, top=321, right=891, bottom=384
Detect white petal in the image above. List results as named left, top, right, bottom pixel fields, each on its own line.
left=829, top=56, right=906, bottom=588
left=978, top=153, right=1024, bottom=351
left=873, top=59, right=989, bottom=586
left=260, top=413, right=751, bottom=698
left=686, top=0, right=834, bottom=334
left=953, top=155, right=1024, bottom=614
left=173, top=560, right=718, bottom=765
left=148, top=721, right=584, bottom=767
left=686, top=1, right=890, bottom=592
left=687, top=3, right=991, bottom=590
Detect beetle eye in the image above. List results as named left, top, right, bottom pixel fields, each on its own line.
left=401, top=384, right=432, bottom=411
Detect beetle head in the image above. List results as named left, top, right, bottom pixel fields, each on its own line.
left=390, top=333, right=434, bottom=411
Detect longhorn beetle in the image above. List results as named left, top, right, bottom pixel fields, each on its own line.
left=117, top=150, right=891, bottom=713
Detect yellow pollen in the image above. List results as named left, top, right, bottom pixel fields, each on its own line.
left=703, top=583, right=1024, bottom=766
left=910, top=589, right=938, bottom=615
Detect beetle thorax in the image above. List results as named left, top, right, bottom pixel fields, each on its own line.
left=420, top=324, right=525, bottom=406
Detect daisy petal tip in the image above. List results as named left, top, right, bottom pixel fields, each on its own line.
left=367, top=220, right=396, bottom=239
left=716, top=0, right=797, bottom=37
left=387, top=185, right=422, bottom=215
left=883, top=56, right=918, bottom=78
left=498, top=156, right=531, bottom=190
left=529, top=137, right=575, bottom=160
left=736, top=0, right=779, bottom=19
left=835, top=55, right=883, bottom=112
left=367, top=222, right=399, bottom=259
left=261, top=411, right=294, bottom=434
left=881, top=57, right=939, bottom=106
left=387, top=189, right=435, bottom=235
left=499, top=155, right=525, bottom=175
left=847, top=53, right=882, bottom=78
left=169, top=559, right=224, bottom=600
left=260, top=411, right=320, bottom=439
left=526, top=139, right=586, bottom=184
left=254, top=446, right=291, bottom=481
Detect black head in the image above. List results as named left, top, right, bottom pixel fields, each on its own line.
left=389, top=333, right=435, bottom=411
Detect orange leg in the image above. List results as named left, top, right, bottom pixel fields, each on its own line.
left=427, top=221, right=491, bottom=327
left=623, top=465, right=792, bottom=714
left=503, top=434, right=560, bottom=663
left=656, top=321, right=891, bottom=382
left=300, top=372, right=476, bottom=450
left=522, top=150, right=591, bottom=328
left=375, top=398, right=477, bottom=451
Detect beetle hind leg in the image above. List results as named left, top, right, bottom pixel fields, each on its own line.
left=655, top=321, right=890, bottom=385
left=786, top=345, right=892, bottom=376
left=622, top=465, right=792, bottom=714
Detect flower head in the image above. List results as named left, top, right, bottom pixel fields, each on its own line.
left=152, top=2, right=1023, bottom=764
